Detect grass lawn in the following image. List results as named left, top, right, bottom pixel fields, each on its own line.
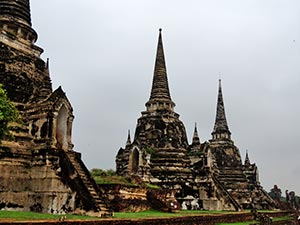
left=0, top=210, right=238, bottom=221
left=0, top=211, right=98, bottom=221
left=272, top=216, right=293, bottom=221
left=114, top=209, right=243, bottom=219
left=0, top=209, right=288, bottom=222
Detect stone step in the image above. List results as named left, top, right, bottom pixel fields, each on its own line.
left=99, top=206, right=109, bottom=211
left=218, top=176, right=247, bottom=181
left=78, top=172, right=87, bottom=177
left=151, top=160, right=190, bottom=164
left=218, top=173, right=245, bottom=177
left=219, top=175, right=245, bottom=179
left=96, top=200, right=106, bottom=205
left=218, top=178, right=246, bottom=182
left=155, top=152, right=187, bottom=156
left=218, top=174, right=247, bottom=178
left=218, top=174, right=246, bottom=179
left=222, top=184, right=249, bottom=190
left=89, top=191, right=98, bottom=195
left=219, top=170, right=244, bottom=174
left=151, top=167, right=191, bottom=174
left=66, top=152, right=109, bottom=213
left=150, top=163, right=189, bottom=167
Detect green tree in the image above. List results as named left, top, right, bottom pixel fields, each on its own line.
left=0, top=84, right=19, bottom=142
left=90, top=168, right=116, bottom=177
left=90, top=168, right=105, bottom=177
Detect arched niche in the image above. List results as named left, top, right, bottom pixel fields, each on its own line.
left=131, top=148, right=140, bottom=173
left=56, top=105, right=68, bottom=150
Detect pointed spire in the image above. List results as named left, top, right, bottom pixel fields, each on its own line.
left=192, top=123, right=200, bottom=145
left=245, top=150, right=250, bottom=165
left=149, top=29, right=172, bottom=100
left=126, top=130, right=131, bottom=147
left=46, top=58, right=50, bottom=70
left=146, top=29, right=175, bottom=111
left=211, top=79, right=231, bottom=141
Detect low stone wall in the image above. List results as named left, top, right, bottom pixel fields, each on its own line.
left=99, top=184, right=179, bottom=212
left=250, top=211, right=294, bottom=225
left=99, top=184, right=150, bottom=212
left=252, top=220, right=295, bottom=225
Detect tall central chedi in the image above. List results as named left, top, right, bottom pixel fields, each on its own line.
left=0, top=0, right=110, bottom=215
left=116, top=29, right=193, bottom=192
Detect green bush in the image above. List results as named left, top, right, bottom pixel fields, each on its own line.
left=0, top=84, right=19, bottom=143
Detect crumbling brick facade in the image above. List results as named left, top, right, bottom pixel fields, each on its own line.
left=0, top=0, right=110, bottom=215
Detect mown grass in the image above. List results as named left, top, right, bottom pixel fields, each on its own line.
left=0, top=209, right=237, bottom=221
left=0, top=209, right=287, bottom=222
left=114, top=209, right=242, bottom=219
left=272, top=216, right=293, bottom=221
left=0, top=211, right=98, bottom=221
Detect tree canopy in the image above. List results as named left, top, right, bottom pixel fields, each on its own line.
left=90, top=168, right=116, bottom=177
left=0, top=84, right=19, bottom=142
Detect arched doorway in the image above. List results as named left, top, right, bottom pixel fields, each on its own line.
left=131, top=148, right=139, bottom=173
left=56, top=105, right=68, bottom=150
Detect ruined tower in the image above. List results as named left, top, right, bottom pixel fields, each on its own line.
left=206, top=80, right=276, bottom=210
left=209, top=79, right=242, bottom=167
left=116, top=29, right=193, bottom=193
left=0, top=0, right=110, bottom=215
left=211, top=79, right=232, bottom=142
left=116, top=31, right=276, bottom=211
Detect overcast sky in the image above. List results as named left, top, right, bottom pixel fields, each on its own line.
left=30, top=0, right=300, bottom=193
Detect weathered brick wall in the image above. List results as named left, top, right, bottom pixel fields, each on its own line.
left=0, top=151, right=75, bottom=214
left=99, top=184, right=150, bottom=212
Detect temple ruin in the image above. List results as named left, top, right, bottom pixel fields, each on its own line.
left=0, top=0, right=277, bottom=215
left=116, top=29, right=276, bottom=211
left=0, top=0, right=110, bottom=215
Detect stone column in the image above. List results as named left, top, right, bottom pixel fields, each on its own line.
left=67, top=115, right=74, bottom=150
left=50, top=112, right=58, bottom=149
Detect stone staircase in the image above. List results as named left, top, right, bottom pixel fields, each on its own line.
left=149, top=148, right=193, bottom=188
left=218, top=168, right=249, bottom=187
left=216, top=167, right=251, bottom=208
left=63, top=151, right=111, bottom=216
left=211, top=173, right=242, bottom=211
left=150, top=149, right=191, bottom=174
